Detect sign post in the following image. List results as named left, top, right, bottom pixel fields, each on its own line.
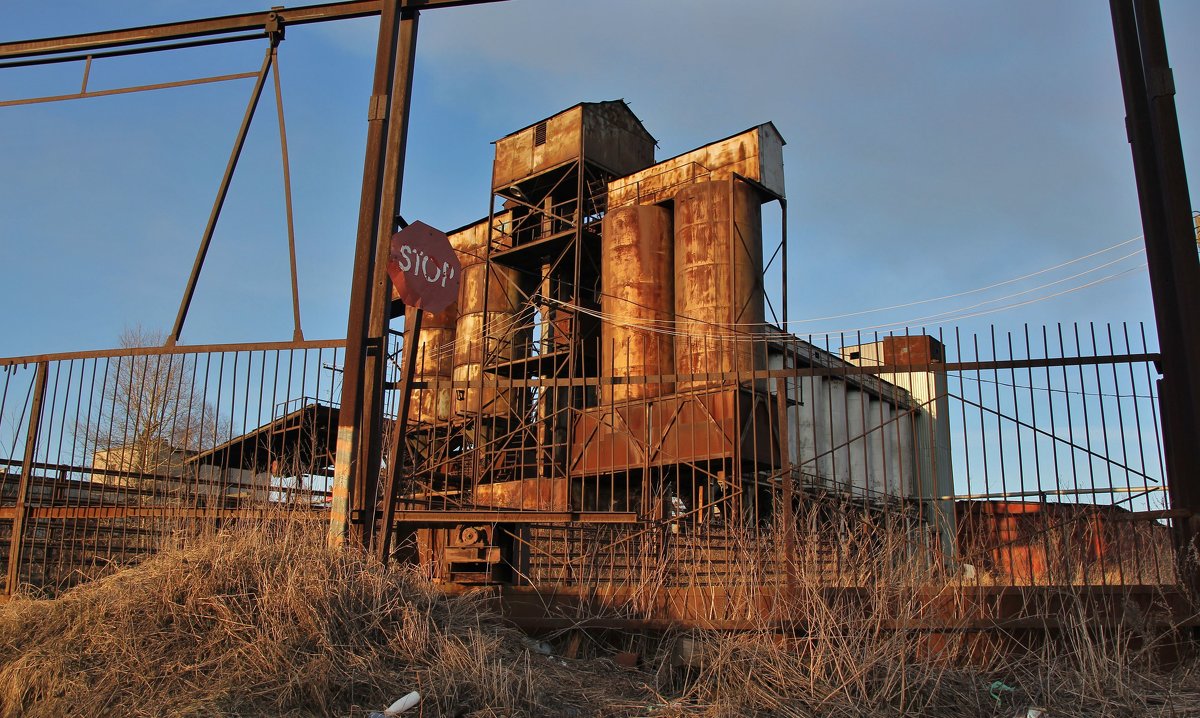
left=328, top=1, right=509, bottom=553
left=376, top=221, right=461, bottom=561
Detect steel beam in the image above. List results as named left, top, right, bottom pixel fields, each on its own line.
left=424, top=353, right=1165, bottom=390
left=0, top=351, right=1136, bottom=400
left=1110, top=0, right=1200, bottom=562
left=271, top=43, right=306, bottom=342
left=4, top=346, right=1148, bottom=381
left=0, top=35, right=264, bottom=70
left=775, top=376, right=795, bottom=594
left=0, top=70, right=259, bottom=107
left=168, top=44, right=277, bottom=345
left=0, top=0, right=508, bottom=61
left=377, top=305, right=424, bottom=560
left=329, top=0, right=412, bottom=549
left=0, top=2, right=382, bottom=59
left=354, top=6, right=421, bottom=552
left=391, top=510, right=639, bottom=525
left=1, top=338, right=345, bottom=367
left=331, top=0, right=509, bottom=552
left=0, top=506, right=637, bottom=524
left=0, top=506, right=329, bottom=521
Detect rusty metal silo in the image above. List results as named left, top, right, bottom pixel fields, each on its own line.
left=452, top=216, right=525, bottom=417
left=601, top=204, right=674, bottom=402
left=408, top=301, right=458, bottom=424
left=673, top=179, right=766, bottom=391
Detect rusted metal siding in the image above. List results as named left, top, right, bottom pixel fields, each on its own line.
left=571, top=388, right=778, bottom=475
left=600, top=204, right=674, bottom=402
left=579, top=101, right=656, bottom=178
left=956, top=501, right=1172, bottom=585
left=607, top=123, right=785, bottom=209
left=492, top=106, right=581, bottom=191
left=491, top=101, right=654, bottom=191
left=674, top=179, right=765, bottom=392
left=883, top=335, right=946, bottom=366
left=474, top=477, right=568, bottom=511
left=450, top=214, right=525, bottom=417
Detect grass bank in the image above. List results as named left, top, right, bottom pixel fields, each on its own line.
left=2, top=520, right=1198, bottom=717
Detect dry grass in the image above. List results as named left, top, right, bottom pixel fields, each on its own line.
left=0, top=521, right=646, bottom=718
left=636, top=512, right=1200, bottom=717
left=3, top=515, right=1200, bottom=717
left=647, top=601, right=1200, bottom=717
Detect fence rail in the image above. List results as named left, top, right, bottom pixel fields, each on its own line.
left=0, top=339, right=350, bottom=595
left=0, top=324, right=1180, bottom=607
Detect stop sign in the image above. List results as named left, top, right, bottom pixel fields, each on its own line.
left=387, top=221, right=462, bottom=314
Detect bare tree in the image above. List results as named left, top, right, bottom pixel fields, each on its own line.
left=81, top=326, right=228, bottom=480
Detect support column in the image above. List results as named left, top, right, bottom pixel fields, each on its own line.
left=6, top=362, right=48, bottom=596
left=330, top=1, right=420, bottom=549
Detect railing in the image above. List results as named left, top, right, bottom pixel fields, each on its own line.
left=402, top=322, right=1174, bottom=593
left=0, top=323, right=1179, bottom=603
left=606, top=160, right=714, bottom=209
left=0, top=339, right=347, bottom=596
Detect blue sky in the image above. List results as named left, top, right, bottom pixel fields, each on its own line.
left=2, top=1, right=1197, bottom=358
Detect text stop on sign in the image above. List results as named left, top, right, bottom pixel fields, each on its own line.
left=387, top=221, right=462, bottom=314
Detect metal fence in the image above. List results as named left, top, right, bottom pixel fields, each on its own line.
left=396, top=320, right=1174, bottom=601
left=0, top=340, right=348, bottom=596
left=0, top=323, right=1178, bottom=608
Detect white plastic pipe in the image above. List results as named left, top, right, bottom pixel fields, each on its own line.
left=384, top=691, right=421, bottom=715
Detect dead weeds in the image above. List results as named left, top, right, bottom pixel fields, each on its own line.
left=3, top=518, right=1200, bottom=717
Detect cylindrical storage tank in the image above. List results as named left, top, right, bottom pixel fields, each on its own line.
left=452, top=217, right=526, bottom=417
left=674, top=179, right=766, bottom=392
left=894, top=409, right=915, bottom=497
left=408, top=302, right=458, bottom=424
left=866, top=398, right=890, bottom=496
left=601, top=204, right=674, bottom=403
left=882, top=402, right=901, bottom=495
left=795, top=375, right=833, bottom=483
left=846, top=389, right=868, bottom=496
left=828, top=379, right=851, bottom=489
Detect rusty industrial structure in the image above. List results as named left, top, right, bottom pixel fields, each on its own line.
left=365, top=104, right=1178, bottom=622
left=388, top=103, right=939, bottom=589
left=1, top=0, right=1199, bottom=633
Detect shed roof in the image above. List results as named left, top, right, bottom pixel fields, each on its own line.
left=493, top=99, right=656, bottom=145
left=185, top=401, right=339, bottom=472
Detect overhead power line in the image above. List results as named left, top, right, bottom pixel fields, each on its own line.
left=399, top=233, right=1150, bottom=363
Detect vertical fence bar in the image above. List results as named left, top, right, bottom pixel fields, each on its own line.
left=777, top=349, right=795, bottom=595
left=5, top=361, right=48, bottom=596
left=1023, top=325, right=1048, bottom=586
